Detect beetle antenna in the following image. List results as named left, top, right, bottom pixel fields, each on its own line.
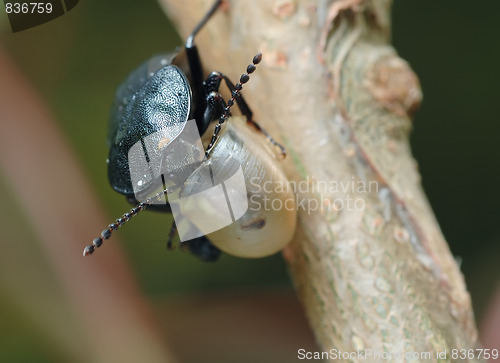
left=82, top=187, right=172, bottom=256
left=166, top=220, right=177, bottom=250
left=205, top=53, right=263, bottom=157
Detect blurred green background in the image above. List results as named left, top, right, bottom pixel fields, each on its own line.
left=392, top=0, right=500, bottom=325
left=0, top=0, right=498, bottom=362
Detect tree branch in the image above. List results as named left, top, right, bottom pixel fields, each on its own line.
left=159, top=0, right=482, bottom=359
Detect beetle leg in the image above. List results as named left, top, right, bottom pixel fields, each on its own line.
left=184, top=0, right=223, bottom=98
left=205, top=54, right=263, bottom=156
left=185, top=1, right=223, bottom=131
left=218, top=73, right=287, bottom=157
left=181, top=236, right=221, bottom=262
left=166, top=220, right=177, bottom=250
left=204, top=71, right=223, bottom=92
left=193, top=71, right=226, bottom=134
left=197, top=91, right=225, bottom=135
left=204, top=71, right=254, bottom=119
left=243, top=119, right=287, bottom=157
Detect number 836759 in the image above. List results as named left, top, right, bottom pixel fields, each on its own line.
left=451, top=348, right=498, bottom=360
left=5, top=2, right=53, bottom=14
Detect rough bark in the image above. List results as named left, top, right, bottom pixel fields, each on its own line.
left=159, top=0, right=482, bottom=360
